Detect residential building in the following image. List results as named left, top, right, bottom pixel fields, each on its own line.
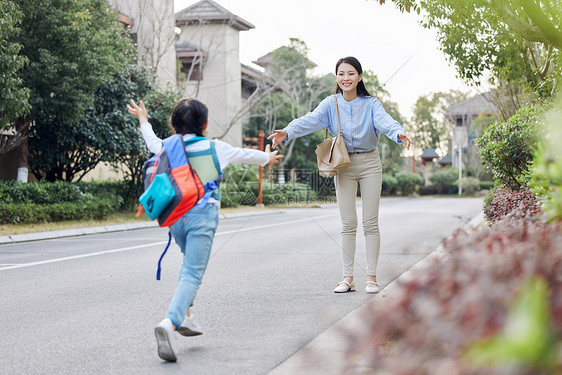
left=175, top=0, right=255, bottom=144
left=445, top=93, right=498, bottom=170
left=109, top=0, right=177, bottom=89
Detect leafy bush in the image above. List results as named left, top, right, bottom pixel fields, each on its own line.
left=345, top=216, right=562, bottom=374
left=396, top=172, right=424, bottom=196
left=381, top=173, right=397, bottom=196
left=220, top=180, right=318, bottom=207
left=530, top=96, right=562, bottom=222
left=484, top=187, right=542, bottom=224
left=457, top=176, right=480, bottom=195
left=417, top=185, right=439, bottom=195
left=0, top=199, right=115, bottom=224
left=429, top=169, right=457, bottom=194
left=479, top=180, right=495, bottom=190
left=477, top=105, right=546, bottom=190
left=0, top=180, right=124, bottom=224
left=0, top=180, right=90, bottom=204
left=263, top=182, right=317, bottom=205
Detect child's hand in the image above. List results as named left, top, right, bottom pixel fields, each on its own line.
left=126, top=99, right=148, bottom=124
left=265, top=144, right=283, bottom=167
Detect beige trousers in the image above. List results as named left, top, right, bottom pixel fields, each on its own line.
left=335, top=149, right=382, bottom=277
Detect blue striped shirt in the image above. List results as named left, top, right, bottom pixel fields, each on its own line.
left=284, top=93, right=404, bottom=152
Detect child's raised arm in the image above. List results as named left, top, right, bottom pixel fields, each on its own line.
left=127, top=99, right=148, bottom=124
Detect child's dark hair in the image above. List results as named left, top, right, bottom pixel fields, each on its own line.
left=170, top=98, right=208, bottom=136
left=334, top=56, right=372, bottom=97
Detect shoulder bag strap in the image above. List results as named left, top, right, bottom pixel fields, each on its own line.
left=325, top=95, right=343, bottom=140
left=334, top=95, right=342, bottom=135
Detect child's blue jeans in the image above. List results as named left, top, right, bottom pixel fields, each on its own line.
left=166, top=203, right=219, bottom=329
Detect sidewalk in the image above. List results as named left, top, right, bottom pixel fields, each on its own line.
left=268, top=212, right=486, bottom=375
left=0, top=208, right=286, bottom=245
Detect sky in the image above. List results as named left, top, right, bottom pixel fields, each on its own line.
left=173, top=0, right=478, bottom=119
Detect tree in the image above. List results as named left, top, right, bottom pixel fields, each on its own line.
left=247, top=38, right=334, bottom=172
left=29, top=65, right=176, bottom=184
left=410, top=90, right=469, bottom=156
left=383, top=0, right=562, bottom=51
left=383, top=0, right=560, bottom=94
left=0, top=0, right=30, bottom=156
left=14, top=0, right=132, bottom=181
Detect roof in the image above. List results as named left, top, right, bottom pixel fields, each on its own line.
left=421, top=148, right=439, bottom=160
left=253, top=46, right=317, bottom=69
left=241, top=63, right=264, bottom=81
left=176, top=40, right=200, bottom=53
left=438, top=154, right=452, bottom=165
left=175, top=0, right=255, bottom=31
left=446, top=93, right=498, bottom=118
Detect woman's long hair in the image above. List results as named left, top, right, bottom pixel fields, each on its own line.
left=334, top=56, right=372, bottom=97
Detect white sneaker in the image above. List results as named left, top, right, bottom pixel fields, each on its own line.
left=365, top=281, right=380, bottom=294
left=334, top=280, right=356, bottom=293
left=177, top=315, right=203, bottom=337
left=154, top=318, right=178, bottom=362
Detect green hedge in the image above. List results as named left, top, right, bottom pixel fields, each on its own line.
left=457, top=177, right=480, bottom=195
left=220, top=181, right=319, bottom=207
left=0, top=199, right=115, bottom=224
left=0, top=180, right=126, bottom=224
left=396, top=172, right=424, bottom=196
left=429, top=170, right=457, bottom=194
left=479, top=180, right=495, bottom=190
left=381, top=173, right=398, bottom=196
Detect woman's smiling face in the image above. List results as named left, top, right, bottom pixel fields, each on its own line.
left=336, top=63, right=362, bottom=94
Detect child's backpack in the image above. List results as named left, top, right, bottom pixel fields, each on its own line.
left=137, top=134, right=221, bottom=279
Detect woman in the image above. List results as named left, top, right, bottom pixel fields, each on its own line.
left=268, top=56, right=411, bottom=294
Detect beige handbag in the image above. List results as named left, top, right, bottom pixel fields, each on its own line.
left=315, top=95, right=351, bottom=177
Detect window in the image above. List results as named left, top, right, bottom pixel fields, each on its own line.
left=179, top=57, right=203, bottom=81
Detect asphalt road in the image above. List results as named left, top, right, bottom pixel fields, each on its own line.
left=0, top=197, right=483, bottom=375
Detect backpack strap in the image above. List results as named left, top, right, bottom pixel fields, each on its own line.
left=196, top=141, right=222, bottom=207
left=156, top=231, right=172, bottom=280
left=184, top=136, right=207, bottom=146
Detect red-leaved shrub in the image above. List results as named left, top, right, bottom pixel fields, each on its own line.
left=345, top=218, right=562, bottom=374
left=485, top=187, right=542, bottom=223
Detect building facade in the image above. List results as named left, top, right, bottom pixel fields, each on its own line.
left=445, top=93, right=498, bottom=170
left=175, top=0, right=256, bottom=144
left=109, top=0, right=177, bottom=89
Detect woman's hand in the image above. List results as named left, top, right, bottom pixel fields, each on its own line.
left=264, top=144, right=283, bottom=166
left=126, top=99, right=148, bottom=124
left=267, top=130, right=288, bottom=150
left=399, top=133, right=412, bottom=150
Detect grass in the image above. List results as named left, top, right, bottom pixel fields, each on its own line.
left=0, top=211, right=151, bottom=236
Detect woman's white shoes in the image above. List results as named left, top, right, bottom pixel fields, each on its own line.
left=334, top=280, right=356, bottom=293
left=365, top=281, right=380, bottom=294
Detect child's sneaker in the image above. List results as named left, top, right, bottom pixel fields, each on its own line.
left=154, top=318, right=177, bottom=362
left=177, top=315, right=203, bottom=337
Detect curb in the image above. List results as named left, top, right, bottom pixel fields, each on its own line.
left=268, top=211, right=487, bottom=375
left=0, top=209, right=285, bottom=245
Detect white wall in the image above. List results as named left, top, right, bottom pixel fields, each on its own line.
left=178, top=23, right=243, bottom=145
left=109, top=0, right=177, bottom=89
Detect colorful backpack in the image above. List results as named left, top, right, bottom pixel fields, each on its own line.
left=137, top=135, right=221, bottom=279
